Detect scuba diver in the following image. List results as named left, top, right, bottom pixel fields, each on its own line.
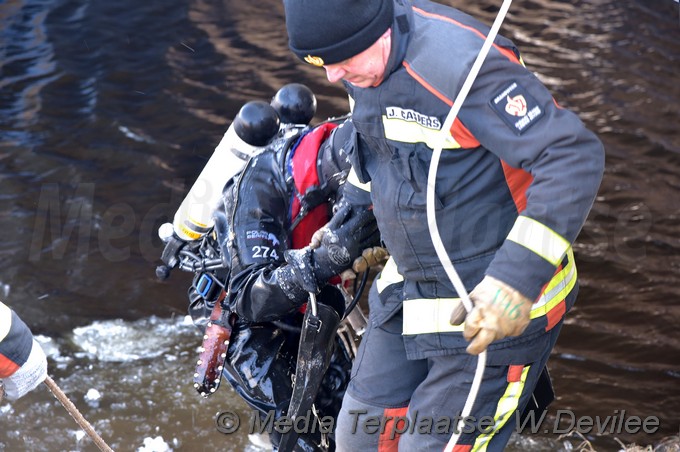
left=157, top=83, right=384, bottom=451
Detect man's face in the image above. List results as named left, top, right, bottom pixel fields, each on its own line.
left=323, top=29, right=392, bottom=88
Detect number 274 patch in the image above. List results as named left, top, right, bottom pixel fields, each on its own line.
left=251, top=245, right=279, bottom=260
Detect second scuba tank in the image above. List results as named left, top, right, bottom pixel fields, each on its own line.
left=270, top=83, right=316, bottom=126
left=172, top=101, right=280, bottom=241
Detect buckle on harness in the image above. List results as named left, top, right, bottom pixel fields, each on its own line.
left=193, top=272, right=222, bottom=302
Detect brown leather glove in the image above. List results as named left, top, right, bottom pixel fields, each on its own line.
left=449, top=276, right=533, bottom=355
left=312, top=225, right=387, bottom=273
left=309, top=226, right=328, bottom=250
left=351, top=246, right=389, bottom=272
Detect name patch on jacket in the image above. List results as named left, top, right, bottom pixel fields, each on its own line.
left=385, top=106, right=441, bottom=130
left=490, top=81, right=544, bottom=135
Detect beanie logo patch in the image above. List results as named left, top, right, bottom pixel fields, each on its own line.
left=304, top=55, right=325, bottom=67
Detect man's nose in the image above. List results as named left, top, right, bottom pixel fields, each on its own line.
left=324, top=65, right=346, bottom=83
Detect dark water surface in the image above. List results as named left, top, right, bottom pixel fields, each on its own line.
left=1, top=0, right=679, bottom=450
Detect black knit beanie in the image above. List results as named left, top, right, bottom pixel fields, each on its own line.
left=284, top=0, right=394, bottom=66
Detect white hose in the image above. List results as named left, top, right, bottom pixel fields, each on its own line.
left=424, top=0, right=514, bottom=450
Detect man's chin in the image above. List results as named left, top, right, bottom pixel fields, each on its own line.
left=353, top=77, right=385, bottom=88
left=346, top=78, right=372, bottom=88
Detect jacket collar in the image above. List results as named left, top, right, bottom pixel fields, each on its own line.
left=384, top=0, right=413, bottom=78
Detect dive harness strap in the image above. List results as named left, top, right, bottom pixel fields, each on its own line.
left=278, top=299, right=342, bottom=452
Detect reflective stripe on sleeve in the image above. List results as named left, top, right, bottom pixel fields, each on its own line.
left=0, top=302, right=11, bottom=343
left=507, top=216, right=570, bottom=267
left=402, top=298, right=465, bottom=335
left=0, top=304, right=24, bottom=378
left=530, top=248, right=576, bottom=319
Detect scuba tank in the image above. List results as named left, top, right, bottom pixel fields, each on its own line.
left=270, top=83, right=316, bottom=126
left=172, top=101, right=280, bottom=241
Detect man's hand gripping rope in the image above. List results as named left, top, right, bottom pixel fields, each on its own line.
left=449, top=276, right=533, bottom=355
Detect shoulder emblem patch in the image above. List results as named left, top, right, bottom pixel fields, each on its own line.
left=490, top=81, right=544, bottom=135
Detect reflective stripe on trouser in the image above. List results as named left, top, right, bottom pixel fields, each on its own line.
left=402, top=249, right=576, bottom=335
left=336, top=308, right=428, bottom=452
left=336, top=392, right=410, bottom=452
left=336, top=301, right=565, bottom=451
left=398, top=322, right=564, bottom=452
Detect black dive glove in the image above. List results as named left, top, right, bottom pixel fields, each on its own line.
left=283, top=204, right=380, bottom=293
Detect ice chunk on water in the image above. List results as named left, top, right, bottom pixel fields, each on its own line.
left=137, top=436, right=172, bottom=452
left=34, top=334, right=65, bottom=361
left=70, top=316, right=195, bottom=362
left=84, top=388, right=101, bottom=407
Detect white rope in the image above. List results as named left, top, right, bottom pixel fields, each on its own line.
left=424, top=0, right=514, bottom=450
